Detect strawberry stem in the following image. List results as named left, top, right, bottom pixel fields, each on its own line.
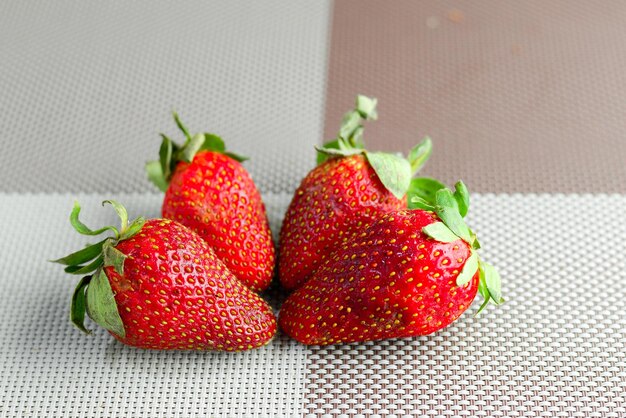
left=51, top=200, right=144, bottom=275
left=407, top=138, right=432, bottom=175
left=53, top=200, right=143, bottom=337
left=173, top=111, right=192, bottom=142
left=418, top=180, right=504, bottom=314
left=316, top=96, right=433, bottom=199
left=70, top=201, right=119, bottom=238
left=146, top=113, right=247, bottom=191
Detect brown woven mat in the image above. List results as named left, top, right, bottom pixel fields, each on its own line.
left=324, top=0, right=626, bottom=193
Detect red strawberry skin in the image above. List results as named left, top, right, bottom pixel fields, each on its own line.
left=162, top=151, right=275, bottom=292
left=279, top=209, right=478, bottom=345
left=104, top=218, right=276, bottom=351
left=279, top=155, right=406, bottom=291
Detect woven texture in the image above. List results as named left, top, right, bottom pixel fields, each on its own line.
left=304, top=194, right=626, bottom=418
left=325, top=0, right=626, bottom=193
left=0, top=0, right=329, bottom=194
left=2, top=1, right=626, bottom=416
left=1, top=193, right=624, bottom=417
left=0, top=193, right=306, bottom=418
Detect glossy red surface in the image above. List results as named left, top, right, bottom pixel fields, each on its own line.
left=279, top=209, right=478, bottom=345
left=105, top=219, right=276, bottom=351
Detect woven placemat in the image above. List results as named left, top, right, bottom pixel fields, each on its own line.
left=324, top=0, right=626, bottom=194
left=0, top=0, right=329, bottom=195
left=1, top=193, right=624, bottom=417
left=304, top=193, right=626, bottom=417
left=2, top=1, right=626, bottom=417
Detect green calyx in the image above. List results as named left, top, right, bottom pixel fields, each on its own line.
left=146, top=112, right=248, bottom=192
left=51, top=200, right=145, bottom=337
left=412, top=179, right=504, bottom=315
left=315, top=95, right=432, bottom=200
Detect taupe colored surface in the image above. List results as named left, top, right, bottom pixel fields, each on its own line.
left=325, top=0, right=626, bottom=192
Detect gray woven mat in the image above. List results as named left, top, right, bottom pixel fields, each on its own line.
left=1, top=193, right=624, bottom=417
left=0, top=0, right=329, bottom=194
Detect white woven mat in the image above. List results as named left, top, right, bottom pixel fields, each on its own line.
left=0, top=193, right=624, bottom=417
left=0, top=193, right=304, bottom=418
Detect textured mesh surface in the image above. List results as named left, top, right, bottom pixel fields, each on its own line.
left=0, top=0, right=329, bottom=194
left=304, top=194, right=626, bottom=418
left=1, top=193, right=624, bottom=417
left=324, top=0, right=626, bottom=193
left=0, top=193, right=307, bottom=418
left=3, top=1, right=626, bottom=417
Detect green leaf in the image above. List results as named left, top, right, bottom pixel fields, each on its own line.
left=119, top=217, right=145, bottom=241
left=422, top=222, right=461, bottom=243
left=102, top=200, right=128, bottom=232
left=408, top=196, right=435, bottom=211
left=475, top=295, right=491, bottom=316
left=159, top=134, right=174, bottom=180
left=453, top=180, right=470, bottom=218
left=315, top=145, right=363, bottom=159
left=103, top=244, right=127, bottom=275
left=336, top=137, right=350, bottom=151
left=69, top=202, right=119, bottom=237
left=86, top=269, right=125, bottom=338
left=407, top=137, right=432, bottom=174
left=435, top=189, right=472, bottom=243
left=355, top=95, right=378, bottom=120
left=224, top=151, right=249, bottom=163
left=477, top=266, right=490, bottom=300
left=51, top=238, right=107, bottom=266
left=338, top=111, right=362, bottom=142
left=470, top=231, right=481, bottom=250
left=475, top=264, right=492, bottom=316
left=481, top=261, right=504, bottom=305
left=180, top=133, right=206, bottom=163
left=147, top=133, right=177, bottom=191
left=456, top=251, right=479, bottom=287
left=70, top=276, right=92, bottom=335
left=317, top=139, right=341, bottom=165
left=201, top=133, right=226, bottom=153
left=349, top=126, right=364, bottom=146
left=365, top=151, right=412, bottom=199
left=407, top=177, right=447, bottom=207
left=64, top=255, right=103, bottom=274
left=145, top=160, right=169, bottom=192
left=173, top=111, right=191, bottom=141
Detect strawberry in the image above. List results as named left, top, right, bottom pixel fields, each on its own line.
left=279, top=181, right=503, bottom=345
left=278, top=96, right=432, bottom=290
left=146, top=114, right=275, bottom=292
left=52, top=200, right=276, bottom=351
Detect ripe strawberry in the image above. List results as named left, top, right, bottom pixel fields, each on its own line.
left=146, top=114, right=275, bottom=292
left=279, top=96, right=432, bottom=290
left=279, top=181, right=503, bottom=345
left=53, top=200, right=276, bottom=351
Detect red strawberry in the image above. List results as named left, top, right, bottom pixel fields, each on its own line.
left=279, top=96, right=432, bottom=290
left=53, top=201, right=276, bottom=351
left=146, top=114, right=275, bottom=292
left=279, top=181, right=503, bottom=345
